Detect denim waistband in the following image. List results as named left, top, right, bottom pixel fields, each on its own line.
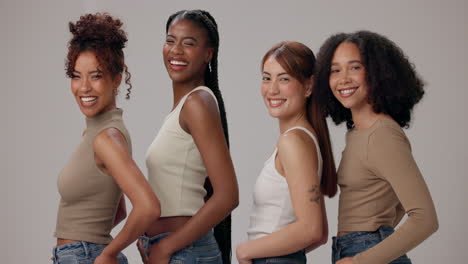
left=52, top=241, right=98, bottom=262
left=141, top=229, right=216, bottom=249
left=332, top=226, right=394, bottom=249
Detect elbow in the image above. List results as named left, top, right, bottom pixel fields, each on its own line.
left=428, top=215, right=439, bottom=235
left=302, top=225, right=323, bottom=246
left=139, top=200, right=161, bottom=224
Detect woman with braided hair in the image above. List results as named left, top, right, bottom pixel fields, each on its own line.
left=52, top=13, right=160, bottom=264
left=140, top=9, right=239, bottom=264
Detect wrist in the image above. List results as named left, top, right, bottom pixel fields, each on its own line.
left=237, top=242, right=251, bottom=261
left=101, top=247, right=119, bottom=258
left=153, top=238, right=175, bottom=257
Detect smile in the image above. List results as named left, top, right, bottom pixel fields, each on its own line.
left=268, top=98, right=286, bottom=107
left=170, top=60, right=188, bottom=66
left=338, top=88, right=357, bottom=97
left=80, top=96, right=98, bottom=107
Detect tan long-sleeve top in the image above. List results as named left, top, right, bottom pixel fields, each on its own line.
left=337, top=117, right=438, bottom=264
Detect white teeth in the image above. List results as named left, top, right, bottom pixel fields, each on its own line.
left=270, top=99, right=285, bottom=105
left=81, top=97, right=97, bottom=102
left=340, top=88, right=356, bottom=95
left=170, top=60, right=188, bottom=66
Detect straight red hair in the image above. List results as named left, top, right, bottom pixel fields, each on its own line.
left=262, top=41, right=338, bottom=197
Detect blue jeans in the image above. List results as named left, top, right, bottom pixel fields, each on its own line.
left=139, top=230, right=222, bottom=264
left=332, top=226, right=412, bottom=264
left=252, top=250, right=306, bottom=264
left=52, top=241, right=128, bottom=264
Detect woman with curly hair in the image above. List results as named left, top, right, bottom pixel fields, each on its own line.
left=236, top=41, right=337, bottom=264
left=52, top=13, right=160, bottom=264
left=314, top=31, right=438, bottom=264
left=138, top=9, right=238, bottom=264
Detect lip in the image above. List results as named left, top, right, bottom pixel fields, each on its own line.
left=337, top=87, right=358, bottom=98
left=79, top=96, right=98, bottom=108
left=267, top=98, right=286, bottom=108
left=168, top=58, right=188, bottom=71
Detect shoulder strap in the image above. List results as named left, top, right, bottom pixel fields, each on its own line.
left=284, top=126, right=323, bottom=178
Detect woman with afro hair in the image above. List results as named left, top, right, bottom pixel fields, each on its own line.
left=52, top=13, right=160, bottom=264
left=314, top=31, right=438, bottom=264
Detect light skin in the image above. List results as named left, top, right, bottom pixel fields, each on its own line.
left=63, top=51, right=161, bottom=264
left=236, top=57, right=328, bottom=264
left=329, top=42, right=388, bottom=131
left=329, top=43, right=389, bottom=264
left=138, top=19, right=239, bottom=264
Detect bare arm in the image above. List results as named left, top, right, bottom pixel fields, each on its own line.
left=113, top=195, right=127, bottom=228
left=93, top=128, right=161, bottom=262
left=237, top=130, right=327, bottom=262
left=149, top=90, right=238, bottom=261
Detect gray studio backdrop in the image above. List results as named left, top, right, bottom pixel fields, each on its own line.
left=3, top=0, right=467, bottom=263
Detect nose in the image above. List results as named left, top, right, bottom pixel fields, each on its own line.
left=170, top=42, right=183, bottom=55
left=268, top=80, right=280, bottom=95
left=338, top=69, right=351, bottom=85
left=80, top=78, right=92, bottom=93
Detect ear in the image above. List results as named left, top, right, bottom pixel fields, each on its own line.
left=205, top=47, right=214, bottom=64
left=113, top=73, right=123, bottom=89
left=305, top=75, right=314, bottom=97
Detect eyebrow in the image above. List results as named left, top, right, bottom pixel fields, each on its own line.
left=331, top=60, right=362, bottom=66
left=72, top=70, right=102, bottom=74
left=166, top=34, right=198, bottom=42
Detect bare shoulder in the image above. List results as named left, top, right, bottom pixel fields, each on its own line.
left=277, top=128, right=318, bottom=155
left=183, top=88, right=218, bottom=114
left=93, top=127, right=128, bottom=149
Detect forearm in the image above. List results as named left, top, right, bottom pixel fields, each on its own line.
left=353, top=208, right=438, bottom=264
left=103, top=205, right=159, bottom=257
left=240, top=221, right=323, bottom=260
left=156, top=192, right=238, bottom=254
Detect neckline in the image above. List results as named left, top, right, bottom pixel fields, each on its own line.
left=167, top=86, right=209, bottom=117
left=86, top=108, right=122, bottom=128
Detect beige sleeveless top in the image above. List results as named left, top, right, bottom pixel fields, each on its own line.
left=55, top=108, right=131, bottom=244
left=146, top=86, right=218, bottom=217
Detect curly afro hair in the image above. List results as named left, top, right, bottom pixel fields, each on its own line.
left=66, top=13, right=132, bottom=99
left=315, top=30, right=425, bottom=129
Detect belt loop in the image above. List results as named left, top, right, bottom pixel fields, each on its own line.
left=378, top=226, right=386, bottom=240
left=81, top=241, right=90, bottom=257
left=52, top=247, right=57, bottom=264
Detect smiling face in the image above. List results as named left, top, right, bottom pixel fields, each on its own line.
left=261, top=56, right=311, bottom=120
left=163, top=19, right=213, bottom=86
left=329, top=42, right=370, bottom=112
left=71, top=51, right=120, bottom=118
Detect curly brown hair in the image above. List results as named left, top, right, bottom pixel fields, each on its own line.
left=315, top=31, right=425, bottom=129
left=66, top=13, right=132, bottom=99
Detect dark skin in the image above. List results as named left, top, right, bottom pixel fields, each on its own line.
left=138, top=19, right=239, bottom=264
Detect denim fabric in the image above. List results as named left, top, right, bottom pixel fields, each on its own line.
left=52, top=241, right=128, bottom=264
left=332, top=226, right=412, bottom=264
left=139, top=230, right=222, bottom=264
left=252, top=250, right=306, bottom=264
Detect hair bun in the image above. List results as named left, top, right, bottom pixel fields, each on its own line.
left=69, top=13, right=127, bottom=50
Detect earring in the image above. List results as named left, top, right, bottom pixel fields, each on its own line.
left=208, top=63, right=212, bottom=73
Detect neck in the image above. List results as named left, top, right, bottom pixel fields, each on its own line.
left=351, top=104, right=386, bottom=130
left=171, top=78, right=205, bottom=109
left=278, top=111, right=310, bottom=134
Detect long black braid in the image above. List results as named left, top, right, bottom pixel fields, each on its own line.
left=166, top=10, right=232, bottom=264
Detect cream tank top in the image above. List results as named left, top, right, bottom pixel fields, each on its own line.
left=146, top=86, right=219, bottom=217
left=247, top=126, right=322, bottom=240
